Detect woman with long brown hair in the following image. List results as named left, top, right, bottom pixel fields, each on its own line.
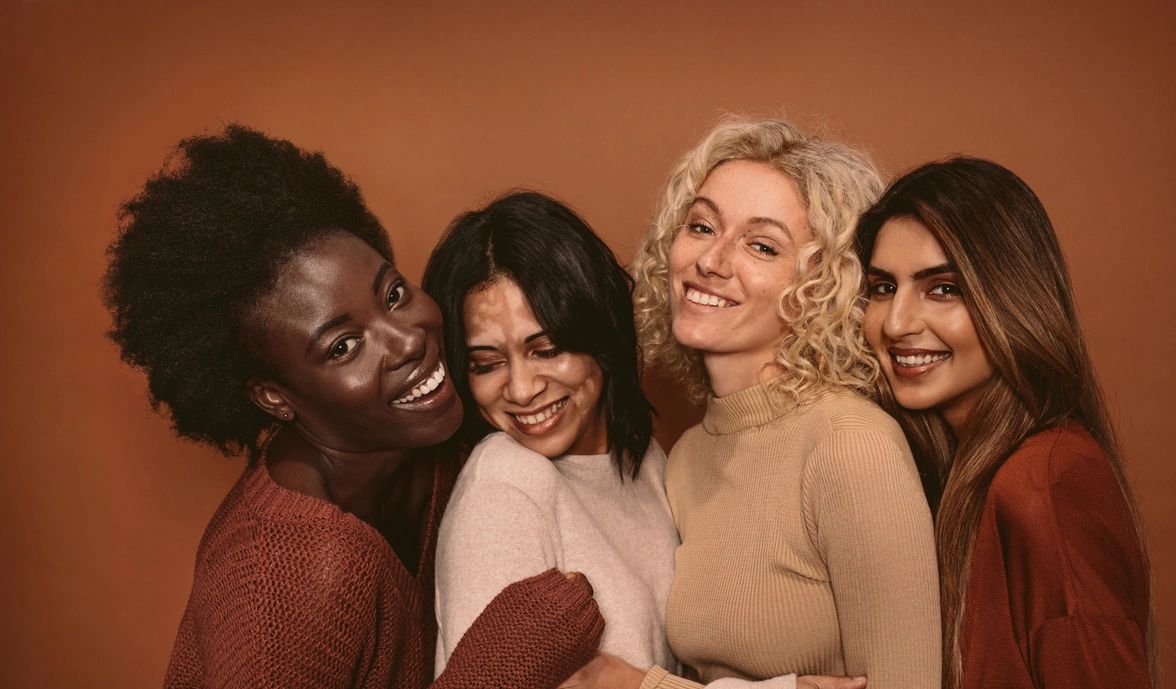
left=856, top=156, right=1154, bottom=688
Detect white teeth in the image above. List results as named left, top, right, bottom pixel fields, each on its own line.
left=893, top=352, right=950, bottom=367
left=685, top=287, right=733, bottom=308
left=513, top=399, right=567, bottom=426
left=392, top=364, right=446, bottom=405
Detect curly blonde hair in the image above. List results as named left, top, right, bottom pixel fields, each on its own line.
left=632, top=116, right=883, bottom=403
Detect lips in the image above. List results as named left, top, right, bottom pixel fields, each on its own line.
left=508, top=397, right=568, bottom=435
left=391, top=362, right=447, bottom=406
left=888, top=348, right=950, bottom=379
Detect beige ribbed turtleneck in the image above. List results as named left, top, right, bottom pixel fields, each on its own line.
left=663, top=382, right=941, bottom=689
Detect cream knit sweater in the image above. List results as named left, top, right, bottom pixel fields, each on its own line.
left=663, top=383, right=941, bottom=689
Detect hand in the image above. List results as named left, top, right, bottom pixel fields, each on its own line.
left=558, top=652, right=645, bottom=689
left=797, top=675, right=867, bottom=689
left=563, top=570, right=595, bottom=597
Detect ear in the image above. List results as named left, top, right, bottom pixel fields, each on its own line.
left=248, top=379, right=296, bottom=423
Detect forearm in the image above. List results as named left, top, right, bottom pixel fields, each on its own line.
left=433, top=569, right=605, bottom=689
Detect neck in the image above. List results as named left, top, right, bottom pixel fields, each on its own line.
left=703, top=352, right=786, bottom=398
left=265, top=427, right=421, bottom=524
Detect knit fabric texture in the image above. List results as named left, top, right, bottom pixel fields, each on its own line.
left=162, top=456, right=604, bottom=689
left=664, top=383, right=941, bottom=689
left=960, top=423, right=1151, bottom=689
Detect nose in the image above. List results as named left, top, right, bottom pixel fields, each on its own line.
left=374, top=316, right=426, bottom=373
left=504, top=359, right=545, bottom=406
left=882, top=288, right=924, bottom=340
left=696, top=234, right=734, bottom=278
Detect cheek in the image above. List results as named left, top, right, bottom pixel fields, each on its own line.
left=862, top=304, right=886, bottom=351
left=562, top=356, right=604, bottom=405
left=466, top=373, right=502, bottom=415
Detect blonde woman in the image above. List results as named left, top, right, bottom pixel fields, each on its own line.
left=612, top=118, right=940, bottom=689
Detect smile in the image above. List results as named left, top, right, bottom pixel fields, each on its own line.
left=893, top=352, right=950, bottom=367
left=392, top=363, right=446, bottom=405
left=511, top=398, right=567, bottom=425
left=685, top=287, right=735, bottom=308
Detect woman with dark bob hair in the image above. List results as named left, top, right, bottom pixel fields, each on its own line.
left=423, top=191, right=677, bottom=671
left=424, top=192, right=852, bottom=689
left=856, top=157, right=1154, bottom=688
left=103, top=126, right=604, bottom=689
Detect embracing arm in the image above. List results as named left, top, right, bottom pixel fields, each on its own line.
left=433, top=568, right=605, bottom=689
left=805, top=429, right=941, bottom=689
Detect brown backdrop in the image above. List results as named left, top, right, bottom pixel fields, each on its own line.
left=2, top=1, right=1173, bottom=685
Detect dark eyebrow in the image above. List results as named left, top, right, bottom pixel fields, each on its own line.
left=306, top=313, right=351, bottom=355
left=372, top=262, right=392, bottom=296
left=912, top=263, right=957, bottom=280
left=867, top=263, right=957, bottom=282
left=467, top=331, right=549, bottom=353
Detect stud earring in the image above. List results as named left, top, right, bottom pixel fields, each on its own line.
left=282, top=412, right=291, bottom=421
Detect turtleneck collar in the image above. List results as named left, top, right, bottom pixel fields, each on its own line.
left=701, top=377, right=802, bottom=435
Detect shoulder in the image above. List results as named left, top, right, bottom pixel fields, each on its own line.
left=803, top=390, right=913, bottom=467
left=192, top=487, right=392, bottom=625
left=459, top=432, right=562, bottom=489
left=804, top=388, right=906, bottom=441
left=988, top=424, right=1122, bottom=524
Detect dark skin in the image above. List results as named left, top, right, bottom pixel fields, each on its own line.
left=246, top=231, right=463, bottom=570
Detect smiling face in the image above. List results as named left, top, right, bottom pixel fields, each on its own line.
left=863, top=217, right=994, bottom=432
left=462, top=276, right=607, bottom=458
left=249, top=231, right=462, bottom=453
left=668, top=159, right=814, bottom=395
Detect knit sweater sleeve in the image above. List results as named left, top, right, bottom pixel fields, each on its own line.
left=802, top=428, right=941, bottom=689
left=432, top=568, right=605, bottom=689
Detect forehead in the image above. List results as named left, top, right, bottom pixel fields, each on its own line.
left=871, top=217, right=948, bottom=267
left=257, top=232, right=387, bottom=330
left=463, top=277, right=540, bottom=343
left=694, top=159, right=807, bottom=221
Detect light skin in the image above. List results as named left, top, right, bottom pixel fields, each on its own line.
left=246, top=231, right=463, bottom=570
left=463, top=276, right=607, bottom=458
left=668, top=159, right=814, bottom=396
left=863, top=217, right=995, bottom=433
left=561, top=163, right=865, bottom=689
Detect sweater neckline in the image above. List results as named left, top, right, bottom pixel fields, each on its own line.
left=247, top=454, right=446, bottom=582
left=702, top=377, right=797, bottom=435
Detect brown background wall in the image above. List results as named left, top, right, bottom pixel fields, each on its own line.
left=2, top=1, right=1172, bottom=685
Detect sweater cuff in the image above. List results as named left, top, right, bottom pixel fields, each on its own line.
left=641, top=665, right=705, bottom=689
left=517, top=568, right=605, bottom=639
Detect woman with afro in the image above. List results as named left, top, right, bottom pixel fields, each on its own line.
left=104, top=125, right=604, bottom=689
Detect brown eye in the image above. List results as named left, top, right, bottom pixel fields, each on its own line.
left=330, top=336, right=362, bottom=360
left=387, top=282, right=407, bottom=309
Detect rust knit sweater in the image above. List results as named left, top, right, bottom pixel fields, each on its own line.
left=162, top=456, right=604, bottom=689
left=959, top=423, right=1150, bottom=688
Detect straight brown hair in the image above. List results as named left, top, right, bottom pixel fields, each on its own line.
left=855, top=157, right=1155, bottom=688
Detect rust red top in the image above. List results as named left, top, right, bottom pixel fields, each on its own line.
left=162, top=456, right=603, bottom=689
left=961, top=423, right=1150, bottom=688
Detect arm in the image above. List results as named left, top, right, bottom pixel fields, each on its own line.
left=993, top=434, right=1150, bottom=687
left=804, top=430, right=941, bottom=689
left=434, top=475, right=562, bottom=670
left=433, top=568, right=605, bottom=689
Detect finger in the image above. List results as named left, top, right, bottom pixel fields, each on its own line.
left=563, top=570, right=595, bottom=597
